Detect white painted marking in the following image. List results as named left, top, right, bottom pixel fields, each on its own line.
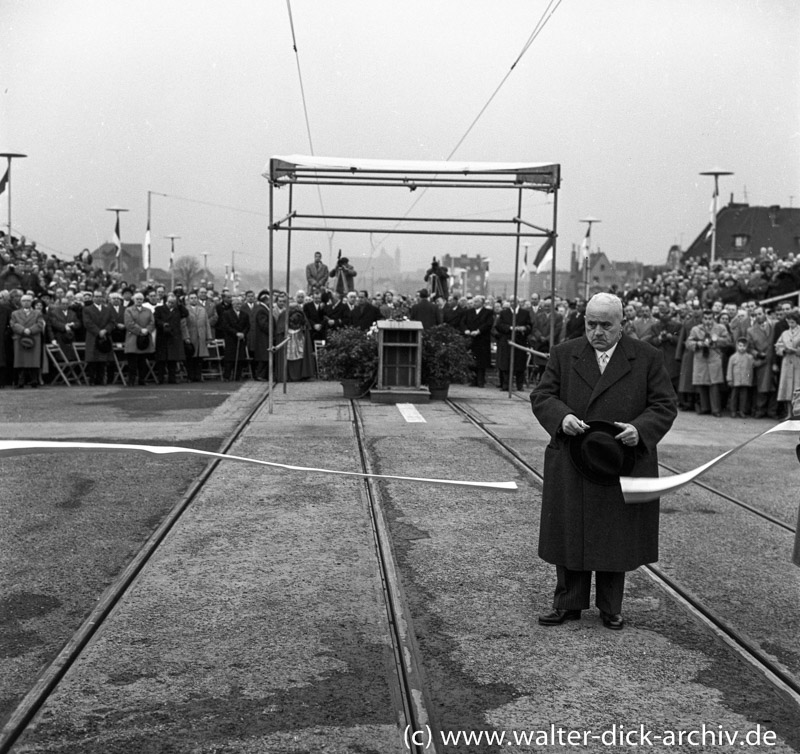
left=396, top=403, right=426, bottom=423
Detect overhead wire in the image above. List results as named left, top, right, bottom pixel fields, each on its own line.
left=366, top=0, right=563, bottom=264
left=285, top=0, right=334, bottom=261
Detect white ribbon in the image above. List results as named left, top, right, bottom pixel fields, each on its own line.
left=0, top=440, right=517, bottom=492
left=621, top=420, right=800, bottom=503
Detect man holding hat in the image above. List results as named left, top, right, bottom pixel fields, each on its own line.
left=530, top=292, right=677, bottom=630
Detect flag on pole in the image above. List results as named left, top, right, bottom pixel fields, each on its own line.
left=0, top=168, right=8, bottom=197
left=580, top=225, right=591, bottom=260
left=113, top=215, right=122, bottom=258
left=533, top=237, right=554, bottom=273
left=169, top=242, right=174, bottom=270
left=143, top=220, right=151, bottom=270
left=519, top=249, right=529, bottom=279
left=705, top=186, right=718, bottom=241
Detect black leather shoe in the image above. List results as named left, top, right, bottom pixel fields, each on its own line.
left=600, top=612, right=624, bottom=630
left=538, top=608, right=581, bottom=626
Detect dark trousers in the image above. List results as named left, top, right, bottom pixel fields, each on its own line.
left=553, top=565, right=626, bottom=615
left=155, top=359, right=178, bottom=384
left=126, top=354, right=150, bottom=385
left=87, top=361, right=107, bottom=385
left=696, top=383, right=721, bottom=414
left=729, top=386, right=750, bottom=416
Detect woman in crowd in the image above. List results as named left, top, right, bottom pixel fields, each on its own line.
left=774, top=309, right=800, bottom=419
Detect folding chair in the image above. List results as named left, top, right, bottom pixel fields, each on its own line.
left=202, top=339, right=225, bottom=380
left=46, top=343, right=87, bottom=386
left=110, top=344, right=128, bottom=386
left=313, top=339, right=326, bottom=378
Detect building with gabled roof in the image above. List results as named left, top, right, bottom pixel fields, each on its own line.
left=684, top=201, right=800, bottom=263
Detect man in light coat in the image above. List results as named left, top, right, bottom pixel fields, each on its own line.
left=530, top=292, right=677, bottom=630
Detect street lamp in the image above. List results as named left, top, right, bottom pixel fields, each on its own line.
left=0, top=153, right=27, bottom=241
left=699, top=168, right=733, bottom=265
left=579, top=217, right=601, bottom=300
left=105, top=206, right=129, bottom=273
left=165, top=234, right=181, bottom=290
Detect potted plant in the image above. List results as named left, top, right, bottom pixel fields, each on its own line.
left=421, top=324, right=475, bottom=399
left=316, top=326, right=379, bottom=397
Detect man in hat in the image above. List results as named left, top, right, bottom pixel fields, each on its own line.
left=530, top=292, right=677, bottom=630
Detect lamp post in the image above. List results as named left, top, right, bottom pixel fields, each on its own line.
left=579, top=217, right=600, bottom=300
left=105, top=206, right=129, bottom=273
left=699, top=169, right=733, bottom=265
left=0, top=153, right=27, bottom=241
left=165, top=234, right=181, bottom=290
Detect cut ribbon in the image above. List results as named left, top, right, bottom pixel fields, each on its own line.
left=621, top=420, right=800, bottom=503
left=0, top=440, right=517, bottom=492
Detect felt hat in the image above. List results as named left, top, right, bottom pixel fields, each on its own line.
left=569, top=420, right=635, bottom=486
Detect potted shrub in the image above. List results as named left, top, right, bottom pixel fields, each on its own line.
left=421, top=324, right=475, bottom=399
left=316, top=326, right=379, bottom=397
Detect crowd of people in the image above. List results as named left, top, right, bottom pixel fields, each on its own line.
left=2, top=235, right=800, bottom=419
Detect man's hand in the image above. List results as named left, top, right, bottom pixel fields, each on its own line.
left=561, top=414, right=589, bottom=436
left=614, top=422, right=639, bottom=446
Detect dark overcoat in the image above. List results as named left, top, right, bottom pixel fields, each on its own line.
left=463, top=306, right=494, bottom=369
left=82, top=303, right=115, bottom=362
left=154, top=304, right=189, bottom=361
left=495, top=307, right=532, bottom=372
left=530, top=334, right=677, bottom=572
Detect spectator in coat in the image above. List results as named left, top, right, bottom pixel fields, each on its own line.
left=220, top=295, right=250, bottom=380
left=746, top=306, right=777, bottom=418
left=686, top=310, right=731, bottom=416
left=82, top=289, right=116, bottom=385
left=726, top=338, right=754, bottom=417
left=530, top=292, right=677, bottom=630
left=185, top=291, right=214, bottom=382
left=305, top=251, right=329, bottom=293
left=303, top=289, right=327, bottom=343
left=0, top=289, right=15, bottom=386
left=408, top=289, right=442, bottom=330
left=351, top=290, right=383, bottom=331
left=495, top=296, right=532, bottom=391
left=463, top=295, right=493, bottom=387
left=253, top=291, right=275, bottom=381
left=775, top=310, right=800, bottom=419
left=10, top=294, right=45, bottom=388
left=154, top=293, right=189, bottom=384
left=124, top=292, right=156, bottom=386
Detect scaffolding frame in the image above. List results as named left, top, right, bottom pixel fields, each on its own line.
left=264, top=155, right=562, bottom=411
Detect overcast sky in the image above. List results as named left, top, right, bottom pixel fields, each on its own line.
left=2, top=0, right=798, bottom=278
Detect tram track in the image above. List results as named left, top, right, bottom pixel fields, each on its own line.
left=350, top=399, right=437, bottom=754
left=0, top=386, right=274, bottom=754
left=447, top=396, right=800, bottom=712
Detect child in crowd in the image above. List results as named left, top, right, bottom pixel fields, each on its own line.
left=726, top=337, right=754, bottom=417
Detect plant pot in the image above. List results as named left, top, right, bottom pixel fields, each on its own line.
left=428, top=382, right=450, bottom=400
left=340, top=379, right=364, bottom=398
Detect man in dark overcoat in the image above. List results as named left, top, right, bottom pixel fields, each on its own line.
left=220, top=295, right=250, bottom=380
left=530, top=292, right=677, bottom=630
left=495, top=296, right=532, bottom=391
left=463, top=295, right=493, bottom=387
left=82, top=289, right=116, bottom=385
left=154, top=293, right=189, bottom=384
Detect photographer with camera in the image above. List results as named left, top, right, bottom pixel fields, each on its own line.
left=329, top=252, right=357, bottom=296
left=686, top=310, right=730, bottom=416
left=424, top=257, right=449, bottom=300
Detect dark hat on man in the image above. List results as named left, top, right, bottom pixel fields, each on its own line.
left=418, top=288, right=429, bottom=298
left=569, top=420, right=635, bottom=486
left=257, top=289, right=270, bottom=302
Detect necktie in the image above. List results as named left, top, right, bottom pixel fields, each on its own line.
left=599, top=352, right=609, bottom=373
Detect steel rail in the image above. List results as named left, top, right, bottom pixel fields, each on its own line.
left=447, top=397, right=800, bottom=711
left=270, top=224, right=549, bottom=238
left=0, top=385, right=273, bottom=754
left=350, top=400, right=437, bottom=754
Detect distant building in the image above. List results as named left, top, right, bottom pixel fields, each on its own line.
left=442, top=253, right=489, bottom=296
left=684, top=201, right=800, bottom=263
left=566, top=247, right=616, bottom=299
